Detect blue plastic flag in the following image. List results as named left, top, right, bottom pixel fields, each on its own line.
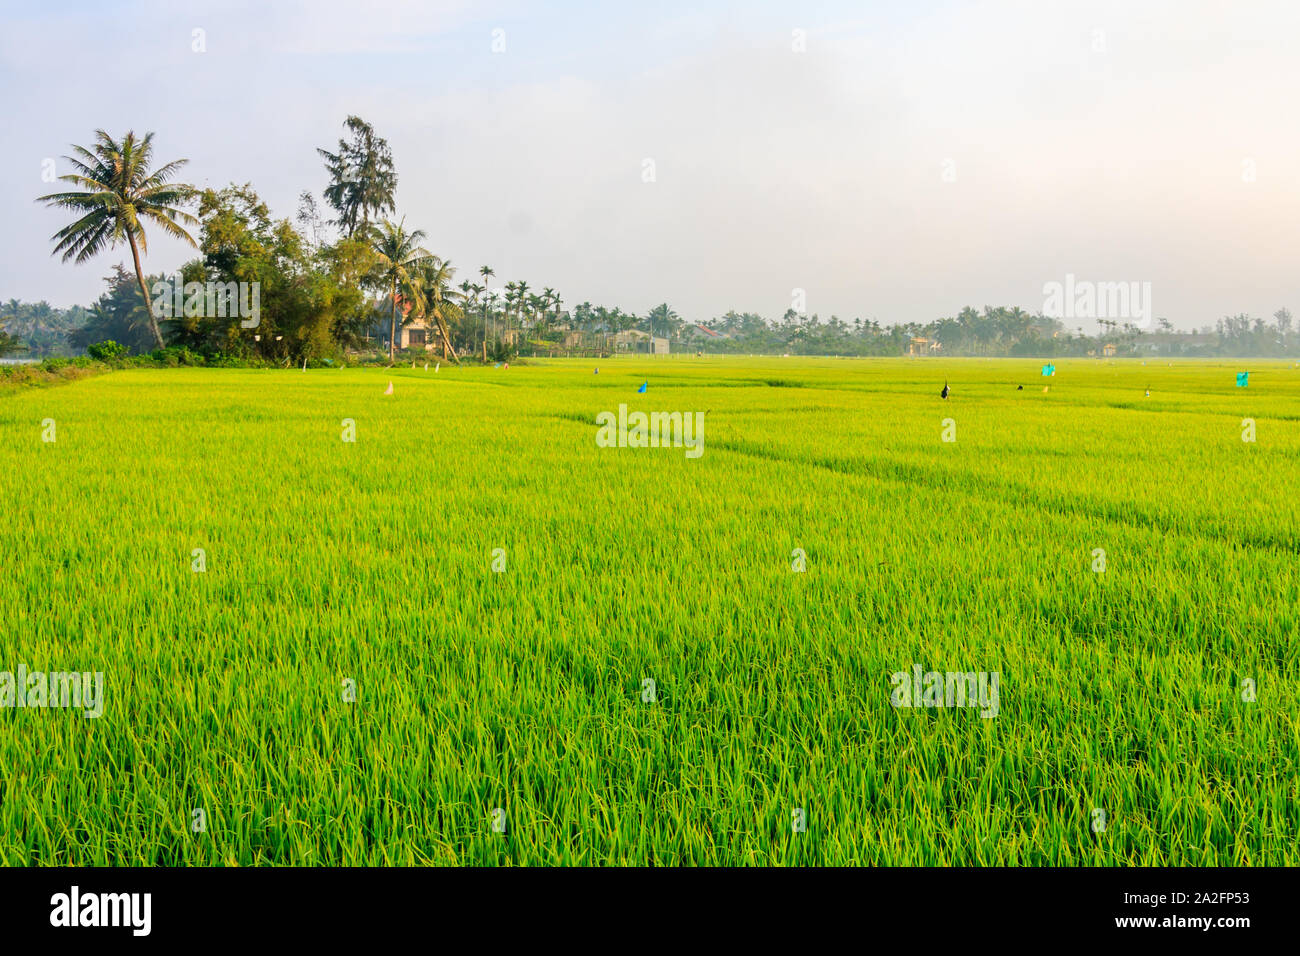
left=1041, top=364, right=1055, bottom=376
left=1237, top=371, right=1248, bottom=387
left=637, top=382, right=647, bottom=393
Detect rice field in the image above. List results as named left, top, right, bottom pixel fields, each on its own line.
left=1, top=357, right=1297, bottom=865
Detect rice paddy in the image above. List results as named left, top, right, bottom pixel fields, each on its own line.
left=1, top=357, right=1297, bottom=865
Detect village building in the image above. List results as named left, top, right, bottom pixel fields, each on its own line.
left=680, top=324, right=728, bottom=347
left=614, top=329, right=670, bottom=354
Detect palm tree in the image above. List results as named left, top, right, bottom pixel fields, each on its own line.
left=479, top=266, right=495, bottom=343
left=413, top=258, right=464, bottom=362
left=508, top=281, right=530, bottom=341
left=37, top=130, right=197, bottom=349
left=1, top=300, right=22, bottom=350
left=526, top=293, right=545, bottom=333
left=366, top=218, right=432, bottom=364
left=464, top=282, right=485, bottom=354
left=647, top=303, right=680, bottom=350
left=464, top=282, right=484, bottom=314
left=488, top=293, right=501, bottom=345
left=0, top=328, right=25, bottom=358
left=513, top=281, right=531, bottom=338
left=502, top=282, right=517, bottom=342
left=457, top=278, right=479, bottom=351
left=542, top=287, right=556, bottom=327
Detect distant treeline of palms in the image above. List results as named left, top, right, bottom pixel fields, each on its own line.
left=23, top=121, right=1300, bottom=362
left=12, top=287, right=1298, bottom=361
left=0, top=298, right=90, bottom=358
left=676, top=306, right=1300, bottom=358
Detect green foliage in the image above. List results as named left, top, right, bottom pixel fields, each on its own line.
left=68, top=265, right=160, bottom=355
left=2, top=358, right=1295, bottom=864
left=316, top=116, right=397, bottom=239
left=87, top=339, right=129, bottom=361
left=155, top=183, right=366, bottom=366
left=1, top=298, right=87, bottom=357
left=365, top=218, right=432, bottom=362
left=0, top=356, right=105, bottom=391
left=0, top=328, right=24, bottom=358
left=36, top=129, right=198, bottom=349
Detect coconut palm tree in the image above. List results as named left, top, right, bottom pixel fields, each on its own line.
left=413, top=257, right=464, bottom=362
left=366, top=218, right=432, bottom=364
left=646, top=303, right=680, bottom=350
left=37, top=130, right=198, bottom=349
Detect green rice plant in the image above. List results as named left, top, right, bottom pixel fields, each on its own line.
left=0, top=357, right=1295, bottom=865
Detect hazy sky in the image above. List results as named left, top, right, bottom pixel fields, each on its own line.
left=3, top=0, right=1298, bottom=329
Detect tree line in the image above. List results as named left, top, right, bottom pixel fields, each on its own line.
left=6, top=121, right=1297, bottom=362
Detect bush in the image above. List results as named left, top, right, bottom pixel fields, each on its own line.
left=142, top=346, right=205, bottom=367
left=87, top=340, right=130, bottom=361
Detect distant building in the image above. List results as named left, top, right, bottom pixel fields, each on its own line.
left=908, top=336, right=940, bottom=356
left=1102, top=343, right=1117, bottom=357
left=371, top=293, right=440, bottom=351
left=615, top=329, right=669, bottom=354
left=681, top=324, right=727, bottom=346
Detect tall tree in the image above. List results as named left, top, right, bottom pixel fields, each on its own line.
left=366, top=219, right=431, bottom=364
left=647, top=303, right=680, bottom=344
left=543, top=287, right=563, bottom=331
left=503, top=281, right=521, bottom=341
left=527, top=293, right=545, bottom=331
left=413, top=258, right=464, bottom=362
left=479, top=265, right=495, bottom=343
left=514, top=280, right=531, bottom=335
left=37, top=130, right=197, bottom=349
left=317, top=116, right=398, bottom=239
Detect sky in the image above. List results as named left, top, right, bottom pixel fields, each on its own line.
left=2, top=0, right=1298, bottom=330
